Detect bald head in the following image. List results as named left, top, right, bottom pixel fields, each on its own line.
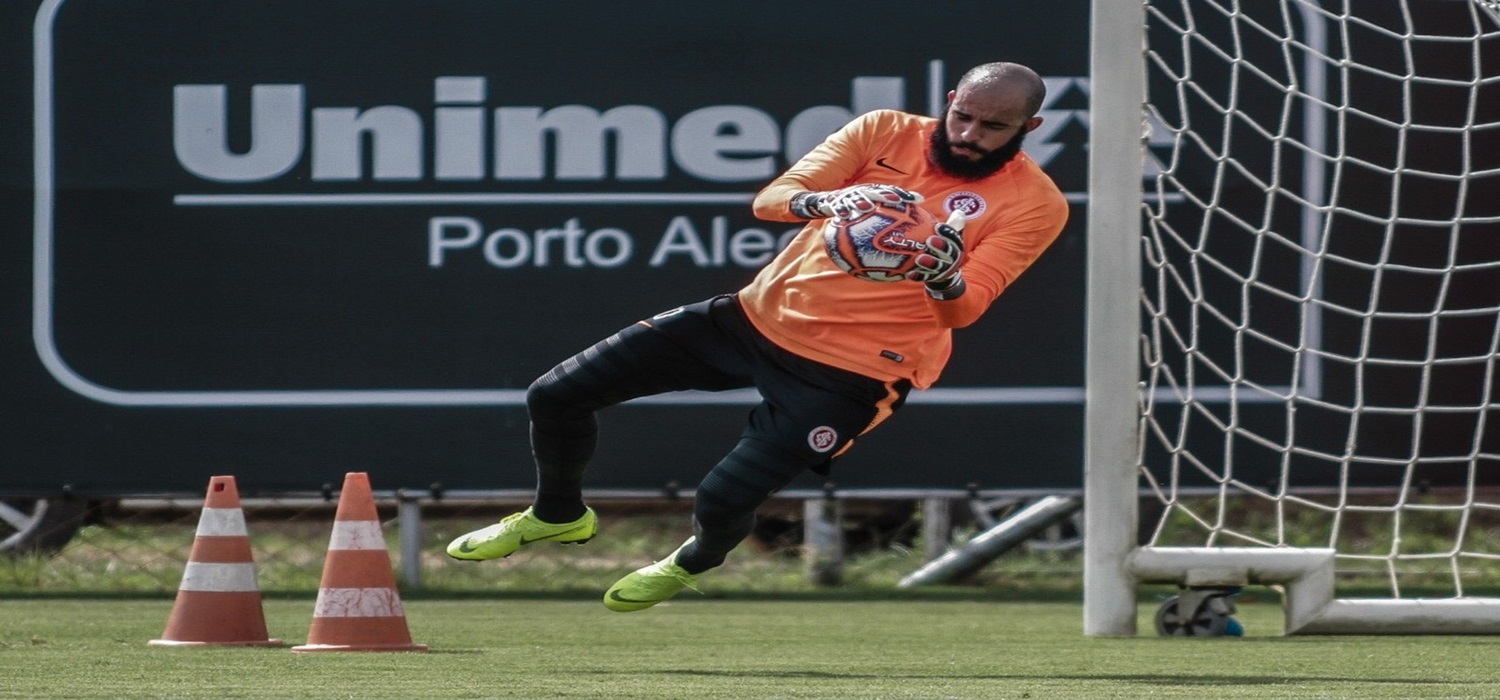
left=932, top=62, right=1047, bottom=179
left=956, top=62, right=1047, bottom=119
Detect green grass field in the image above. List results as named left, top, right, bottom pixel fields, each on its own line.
left=2, top=595, right=1496, bottom=699
left=5, top=506, right=1500, bottom=698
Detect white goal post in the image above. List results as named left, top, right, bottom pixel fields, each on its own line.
left=1085, top=0, right=1500, bottom=635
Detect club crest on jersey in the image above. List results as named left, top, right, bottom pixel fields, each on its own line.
left=944, top=192, right=987, bottom=219
left=807, top=426, right=839, bottom=453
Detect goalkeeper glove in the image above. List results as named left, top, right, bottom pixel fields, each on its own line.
left=789, top=184, right=923, bottom=220
left=909, top=211, right=968, bottom=300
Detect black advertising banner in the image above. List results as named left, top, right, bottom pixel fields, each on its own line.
left=3, top=0, right=1093, bottom=494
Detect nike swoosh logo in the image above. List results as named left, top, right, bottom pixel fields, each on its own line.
left=456, top=540, right=480, bottom=553
left=875, top=158, right=907, bottom=174
left=608, top=590, right=655, bottom=604
left=519, top=525, right=589, bottom=545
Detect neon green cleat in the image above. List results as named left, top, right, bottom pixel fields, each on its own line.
left=446, top=506, right=598, bottom=561
left=603, top=537, right=702, bottom=612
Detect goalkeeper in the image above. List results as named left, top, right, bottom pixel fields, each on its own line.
left=448, top=62, right=1070, bottom=611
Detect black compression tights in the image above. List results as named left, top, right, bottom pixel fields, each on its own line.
left=677, top=437, right=807, bottom=574
left=524, top=332, right=655, bottom=524
left=524, top=327, right=810, bottom=574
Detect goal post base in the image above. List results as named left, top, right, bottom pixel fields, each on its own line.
left=1131, top=547, right=1500, bottom=635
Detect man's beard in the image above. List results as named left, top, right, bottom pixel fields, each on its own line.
left=928, top=117, right=1028, bottom=181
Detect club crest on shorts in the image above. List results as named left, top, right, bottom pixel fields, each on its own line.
left=807, top=426, right=839, bottom=453
left=944, top=191, right=986, bottom=219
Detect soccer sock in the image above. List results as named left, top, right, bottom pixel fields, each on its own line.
left=677, top=437, right=805, bottom=574
left=527, top=370, right=598, bottom=524
left=529, top=417, right=594, bottom=523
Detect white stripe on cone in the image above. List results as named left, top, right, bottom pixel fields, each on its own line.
left=195, top=508, right=249, bottom=537
left=327, top=521, right=387, bottom=551
left=312, top=587, right=406, bottom=618
left=179, top=562, right=261, bottom=592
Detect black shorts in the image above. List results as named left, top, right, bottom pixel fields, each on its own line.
left=628, top=294, right=912, bottom=470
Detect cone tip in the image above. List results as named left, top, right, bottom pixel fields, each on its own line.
left=333, top=472, right=378, bottom=521
left=340, top=472, right=373, bottom=497
left=203, top=476, right=242, bottom=508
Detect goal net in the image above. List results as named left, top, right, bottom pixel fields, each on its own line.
left=1084, top=0, right=1500, bottom=635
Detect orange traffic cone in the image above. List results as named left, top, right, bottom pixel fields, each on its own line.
left=291, top=472, right=428, bottom=653
left=150, top=475, right=283, bottom=647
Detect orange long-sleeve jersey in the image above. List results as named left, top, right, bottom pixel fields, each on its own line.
left=738, top=109, right=1069, bottom=389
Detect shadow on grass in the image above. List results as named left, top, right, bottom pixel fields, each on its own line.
left=3, top=584, right=1494, bottom=604
left=404, top=586, right=1076, bottom=603
left=0, top=587, right=1044, bottom=603
left=641, top=669, right=1452, bottom=686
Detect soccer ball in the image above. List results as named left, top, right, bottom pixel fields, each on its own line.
left=821, top=202, right=938, bottom=282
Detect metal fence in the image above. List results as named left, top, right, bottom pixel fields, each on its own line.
left=2, top=490, right=1086, bottom=596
